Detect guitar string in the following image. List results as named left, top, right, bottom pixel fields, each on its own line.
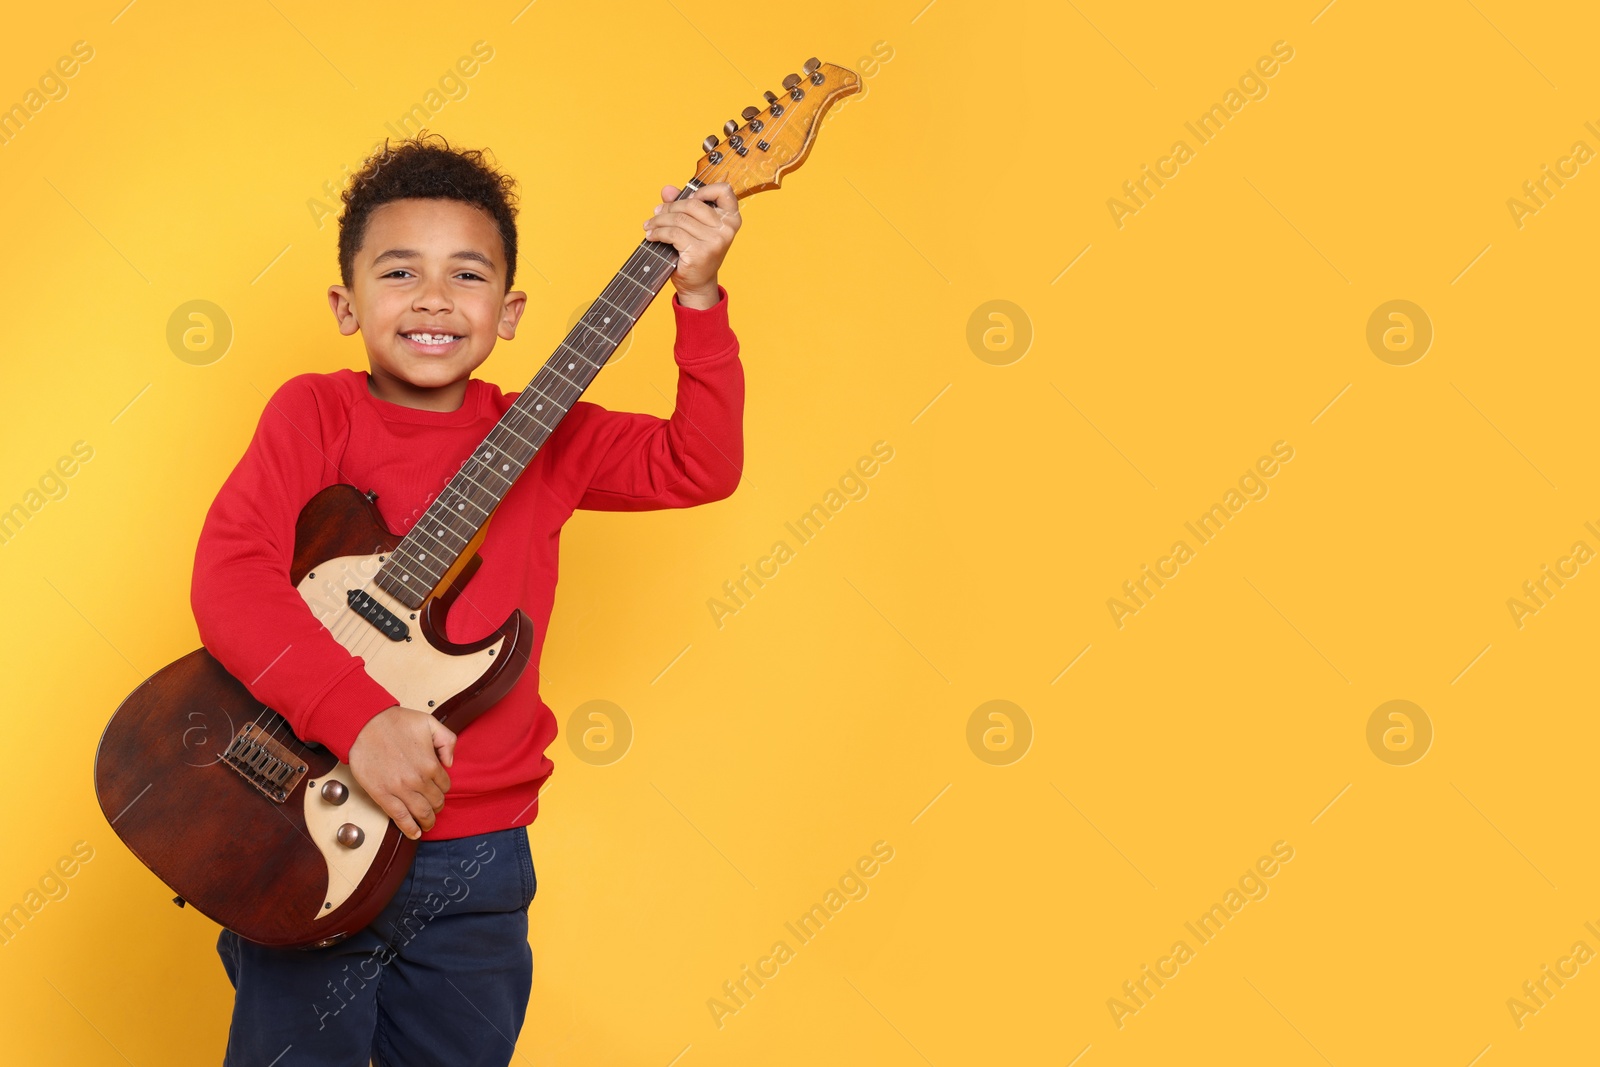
left=257, top=92, right=814, bottom=754
left=313, top=234, right=677, bottom=666
left=320, top=83, right=816, bottom=675
left=321, top=87, right=815, bottom=670
left=251, top=87, right=818, bottom=756
left=249, top=233, right=689, bottom=752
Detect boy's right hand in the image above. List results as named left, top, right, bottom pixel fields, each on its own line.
left=348, top=706, right=456, bottom=839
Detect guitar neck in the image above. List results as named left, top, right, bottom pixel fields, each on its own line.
left=370, top=179, right=707, bottom=610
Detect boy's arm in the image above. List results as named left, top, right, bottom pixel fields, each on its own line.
left=550, top=284, right=745, bottom=511
left=190, top=375, right=399, bottom=763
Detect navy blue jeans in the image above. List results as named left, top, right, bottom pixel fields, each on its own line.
left=217, top=825, right=536, bottom=1066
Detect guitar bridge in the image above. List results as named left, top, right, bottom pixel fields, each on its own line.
left=223, top=723, right=309, bottom=803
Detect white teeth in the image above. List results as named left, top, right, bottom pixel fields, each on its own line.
left=405, top=332, right=460, bottom=344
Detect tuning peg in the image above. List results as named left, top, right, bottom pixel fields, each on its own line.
left=803, top=57, right=820, bottom=74
left=702, top=135, right=719, bottom=152
left=782, top=73, right=801, bottom=90
left=763, top=90, right=778, bottom=104
left=723, top=119, right=740, bottom=136
left=741, top=106, right=761, bottom=121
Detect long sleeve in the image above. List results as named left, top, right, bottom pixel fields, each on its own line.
left=547, top=283, right=745, bottom=511
left=190, top=375, right=398, bottom=764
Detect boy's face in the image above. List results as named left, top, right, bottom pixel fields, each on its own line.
left=328, top=197, right=526, bottom=405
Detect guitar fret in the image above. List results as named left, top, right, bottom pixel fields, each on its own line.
left=406, top=525, right=458, bottom=558
left=556, top=342, right=600, bottom=372
left=444, top=490, right=491, bottom=520
left=474, top=441, right=524, bottom=467
left=639, top=243, right=675, bottom=266
left=594, top=295, right=635, bottom=322
left=505, top=411, right=550, bottom=442
left=472, top=449, right=520, bottom=477
left=385, top=555, right=436, bottom=589
left=488, top=421, right=535, bottom=447
left=457, top=466, right=507, bottom=495
left=430, top=515, right=469, bottom=541
left=480, top=462, right=519, bottom=490
left=545, top=364, right=579, bottom=389
left=536, top=359, right=576, bottom=385
left=495, top=418, right=542, bottom=449
left=561, top=337, right=601, bottom=362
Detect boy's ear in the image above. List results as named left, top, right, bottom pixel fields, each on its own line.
left=328, top=285, right=361, bottom=336
left=497, top=289, right=528, bottom=341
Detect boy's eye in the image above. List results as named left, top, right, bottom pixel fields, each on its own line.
left=382, top=269, right=484, bottom=280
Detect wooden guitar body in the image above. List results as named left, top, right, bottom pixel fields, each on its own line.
left=93, top=484, right=533, bottom=948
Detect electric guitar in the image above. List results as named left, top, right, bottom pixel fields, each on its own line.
left=93, top=58, right=859, bottom=949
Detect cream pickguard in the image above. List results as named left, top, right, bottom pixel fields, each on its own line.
left=293, top=552, right=505, bottom=917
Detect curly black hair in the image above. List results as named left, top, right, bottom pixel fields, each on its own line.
left=337, top=131, right=520, bottom=290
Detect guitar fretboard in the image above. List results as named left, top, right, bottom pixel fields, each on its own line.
left=370, top=180, right=703, bottom=609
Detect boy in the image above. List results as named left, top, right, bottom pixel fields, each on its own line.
left=192, top=133, right=744, bottom=1064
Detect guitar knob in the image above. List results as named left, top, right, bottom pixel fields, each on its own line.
left=702, top=134, right=719, bottom=152
left=723, top=119, right=739, bottom=136
left=782, top=73, right=801, bottom=90
left=336, top=823, right=365, bottom=849
left=763, top=90, right=778, bottom=104
left=803, top=57, right=820, bottom=74
left=741, top=106, right=760, bottom=121
left=321, top=780, right=349, bottom=805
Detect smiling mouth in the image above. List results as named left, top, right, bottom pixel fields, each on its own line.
left=400, top=332, right=464, bottom=353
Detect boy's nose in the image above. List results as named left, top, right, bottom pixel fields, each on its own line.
left=413, top=279, right=453, bottom=313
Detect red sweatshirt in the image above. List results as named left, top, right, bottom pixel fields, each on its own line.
left=190, top=285, right=742, bottom=839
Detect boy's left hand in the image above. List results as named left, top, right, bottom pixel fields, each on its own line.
left=644, top=181, right=740, bottom=309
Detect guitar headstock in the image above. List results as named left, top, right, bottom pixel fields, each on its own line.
left=691, top=57, right=860, bottom=199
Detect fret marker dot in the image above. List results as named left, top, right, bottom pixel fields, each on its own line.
left=502, top=463, right=510, bottom=471
left=401, top=575, right=409, bottom=582
left=643, top=265, right=650, bottom=272
left=604, top=317, right=611, bottom=324
left=483, top=451, right=493, bottom=460
left=536, top=403, right=542, bottom=410
left=568, top=362, right=575, bottom=370
left=458, top=503, right=465, bottom=510
left=438, top=529, right=445, bottom=537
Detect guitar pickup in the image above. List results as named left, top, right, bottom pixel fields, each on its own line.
left=347, top=589, right=409, bottom=641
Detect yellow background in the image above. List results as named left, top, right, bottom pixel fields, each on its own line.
left=2, top=0, right=1596, bottom=1063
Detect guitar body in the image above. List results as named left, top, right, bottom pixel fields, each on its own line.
left=93, top=485, right=533, bottom=948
